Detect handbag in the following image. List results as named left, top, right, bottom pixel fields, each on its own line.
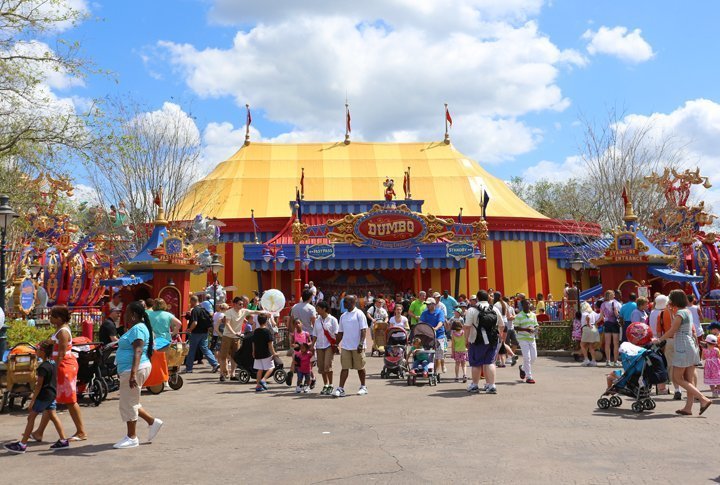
left=321, top=317, right=339, bottom=354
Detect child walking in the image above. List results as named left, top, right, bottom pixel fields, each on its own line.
left=450, top=321, right=468, bottom=383
left=703, top=334, right=720, bottom=397
left=4, top=341, right=69, bottom=453
left=295, top=343, right=314, bottom=393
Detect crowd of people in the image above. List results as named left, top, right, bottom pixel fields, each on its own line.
left=5, top=281, right=718, bottom=454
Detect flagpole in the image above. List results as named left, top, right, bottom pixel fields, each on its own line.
left=245, top=104, right=251, bottom=146
left=252, top=209, right=259, bottom=244
left=301, top=167, right=305, bottom=200
left=444, top=103, right=450, bottom=144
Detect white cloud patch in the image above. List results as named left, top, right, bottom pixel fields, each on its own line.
left=157, top=2, right=582, bottom=164
left=523, top=155, right=584, bottom=183
left=582, top=26, right=654, bottom=63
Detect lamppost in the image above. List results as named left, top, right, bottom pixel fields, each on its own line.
left=209, top=254, right=224, bottom=312
left=262, top=244, right=286, bottom=289
left=301, top=249, right=311, bottom=286
left=414, top=247, right=423, bottom=295
left=569, top=252, right=584, bottom=318
left=0, top=195, right=18, bottom=311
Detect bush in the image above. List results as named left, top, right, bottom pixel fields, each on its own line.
left=536, top=322, right=573, bottom=351
left=7, top=320, right=54, bottom=348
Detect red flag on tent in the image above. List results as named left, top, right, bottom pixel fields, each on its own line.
left=246, top=105, right=252, bottom=127
left=446, top=106, right=453, bottom=127
left=153, top=189, right=161, bottom=207
left=346, top=108, right=352, bottom=134
left=621, top=184, right=629, bottom=206
left=403, top=171, right=408, bottom=198
left=300, top=168, right=305, bottom=199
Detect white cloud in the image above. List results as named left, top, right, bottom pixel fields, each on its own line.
left=71, top=183, right=101, bottom=205
left=582, top=26, right=654, bottom=63
left=158, top=3, right=580, bottom=165
left=133, top=102, right=201, bottom=147
left=617, top=99, right=720, bottom=209
left=523, top=155, right=584, bottom=183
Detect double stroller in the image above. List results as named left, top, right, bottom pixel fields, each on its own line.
left=233, top=331, right=287, bottom=385
left=380, top=326, right=407, bottom=379
left=73, top=337, right=117, bottom=406
left=406, top=323, right=440, bottom=386
left=597, top=341, right=668, bottom=413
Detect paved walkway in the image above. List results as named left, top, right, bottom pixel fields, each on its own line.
left=0, top=355, right=716, bottom=484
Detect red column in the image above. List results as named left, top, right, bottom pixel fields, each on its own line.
left=492, top=241, right=504, bottom=294
left=525, top=241, right=537, bottom=298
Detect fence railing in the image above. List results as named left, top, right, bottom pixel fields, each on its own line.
left=701, top=300, right=720, bottom=322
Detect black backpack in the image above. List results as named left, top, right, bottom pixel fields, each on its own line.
left=471, top=305, right=499, bottom=346
left=194, top=307, right=213, bottom=333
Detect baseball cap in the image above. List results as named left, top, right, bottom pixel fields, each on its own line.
left=433, top=292, right=441, bottom=299
left=425, top=297, right=436, bottom=305
left=706, top=334, right=718, bottom=344
left=469, top=294, right=477, bottom=300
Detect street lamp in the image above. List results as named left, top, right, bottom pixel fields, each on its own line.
left=0, top=195, right=18, bottom=311
left=301, top=249, right=311, bottom=285
left=414, top=247, right=423, bottom=295
left=209, top=254, right=224, bottom=312
left=569, top=252, right=584, bottom=318
left=263, top=244, right=285, bottom=289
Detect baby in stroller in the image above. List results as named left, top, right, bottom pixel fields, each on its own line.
left=409, top=338, right=432, bottom=377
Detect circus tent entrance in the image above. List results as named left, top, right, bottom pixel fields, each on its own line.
left=314, top=270, right=413, bottom=299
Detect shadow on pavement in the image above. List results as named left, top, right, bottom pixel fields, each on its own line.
left=592, top=408, right=677, bottom=420
left=35, top=442, right=118, bottom=456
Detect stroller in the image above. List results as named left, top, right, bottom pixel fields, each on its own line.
left=233, top=331, right=287, bottom=385
left=597, top=341, right=667, bottom=413
left=72, top=337, right=110, bottom=406
left=371, top=321, right=388, bottom=356
left=406, top=323, right=439, bottom=386
left=380, top=326, right=407, bottom=379
left=0, top=343, right=37, bottom=413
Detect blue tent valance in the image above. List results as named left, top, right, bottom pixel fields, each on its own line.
left=648, top=266, right=704, bottom=283
left=100, top=271, right=153, bottom=288
left=580, top=284, right=603, bottom=300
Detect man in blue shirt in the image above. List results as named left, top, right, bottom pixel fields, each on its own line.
left=619, top=293, right=637, bottom=342
left=439, top=290, right=458, bottom=320
left=419, top=298, right=447, bottom=374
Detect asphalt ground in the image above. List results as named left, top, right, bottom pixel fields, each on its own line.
left=0, top=353, right=717, bottom=484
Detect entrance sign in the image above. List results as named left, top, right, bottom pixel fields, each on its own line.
left=447, top=243, right=475, bottom=260
left=307, top=244, right=335, bottom=260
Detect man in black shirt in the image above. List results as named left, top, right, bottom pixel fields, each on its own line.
left=99, top=309, right=120, bottom=346
left=184, top=295, right=220, bottom=373
left=252, top=315, right=277, bottom=392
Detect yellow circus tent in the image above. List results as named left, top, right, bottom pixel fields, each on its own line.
left=177, top=141, right=599, bottom=301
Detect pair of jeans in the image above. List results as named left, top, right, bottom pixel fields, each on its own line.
left=185, top=333, right=218, bottom=371
left=519, top=340, right=537, bottom=378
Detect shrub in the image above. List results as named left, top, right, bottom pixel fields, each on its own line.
left=7, top=320, right=54, bottom=348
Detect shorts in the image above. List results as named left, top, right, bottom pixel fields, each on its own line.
left=452, top=350, right=468, bottom=364
left=254, top=356, right=275, bottom=371
left=210, top=335, right=220, bottom=352
left=340, top=349, right=366, bottom=370
left=219, top=336, right=240, bottom=360
left=468, top=343, right=497, bottom=367
left=296, top=371, right=311, bottom=385
left=316, top=347, right=335, bottom=373
left=32, top=398, right=57, bottom=414
left=581, top=327, right=600, bottom=343
left=436, top=336, right=447, bottom=355
left=604, top=321, right=620, bottom=334
left=119, top=366, right=151, bottom=422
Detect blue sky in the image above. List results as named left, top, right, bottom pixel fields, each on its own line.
left=50, top=0, right=720, bottom=204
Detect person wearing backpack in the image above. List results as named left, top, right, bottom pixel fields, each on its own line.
left=463, top=290, right=503, bottom=394
left=184, top=295, right=220, bottom=373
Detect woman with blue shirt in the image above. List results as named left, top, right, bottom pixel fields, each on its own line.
left=113, top=301, right=164, bottom=449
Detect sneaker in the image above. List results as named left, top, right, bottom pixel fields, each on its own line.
left=285, top=371, right=294, bottom=387
left=182, top=369, right=193, bottom=374
left=613, top=361, right=621, bottom=367
left=582, top=359, right=590, bottom=367
left=310, top=379, right=317, bottom=390
left=333, top=387, right=346, bottom=397
left=255, top=386, right=266, bottom=392
left=358, top=386, right=368, bottom=396
left=219, top=374, right=226, bottom=382
left=511, top=355, right=519, bottom=366
left=303, top=386, right=310, bottom=393
left=605, top=361, right=611, bottom=367
left=4, top=441, right=27, bottom=454
left=519, top=365, right=526, bottom=380
left=295, top=386, right=302, bottom=394
left=211, top=364, right=220, bottom=373
left=497, top=363, right=506, bottom=368
left=259, top=380, right=268, bottom=390
left=674, top=391, right=682, bottom=401
left=113, top=436, right=139, bottom=449
left=589, top=361, right=597, bottom=367
left=230, top=376, right=239, bottom=381
left=462, top=376, right=467, bottom=383
left=50, top=439, right=70, bottom=451
left=467, top=383, right=480, bottom=393
left=526, top=378, right=536, bottom=384
left=454, top=377, right=459, bottom=382
left=486, top=386, right=497, bottom=394
left=148, top=419, right=163, bottom=442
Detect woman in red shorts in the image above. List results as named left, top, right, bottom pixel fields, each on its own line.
left=33, top=306, right=87, bottom=442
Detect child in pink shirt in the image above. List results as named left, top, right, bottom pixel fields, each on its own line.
left=294, top=343, right=314, bottom=394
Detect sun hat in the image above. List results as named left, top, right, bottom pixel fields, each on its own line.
left=654, top=295, right=669, bottom=311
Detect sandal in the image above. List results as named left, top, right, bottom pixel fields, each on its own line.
left=700, top=401, right=713, bottom=416
left=675, top=410, right=692, bottom=416
left=68, top=435, right=87, bottom=442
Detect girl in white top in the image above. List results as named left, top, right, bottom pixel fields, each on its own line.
left=388, top=305, right=409, bottom=330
